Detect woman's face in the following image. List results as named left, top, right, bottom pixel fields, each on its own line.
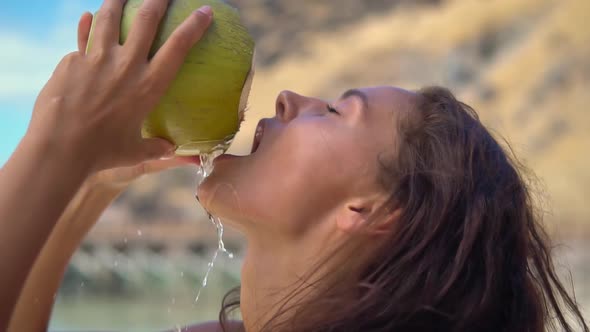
left=198, top=86, right=416, bottom=240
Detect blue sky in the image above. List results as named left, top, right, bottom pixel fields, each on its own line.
left=0, top=0, right=103, bottom=165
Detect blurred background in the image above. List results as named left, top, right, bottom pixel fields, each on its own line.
left=1, top=0, right=589, bottom=330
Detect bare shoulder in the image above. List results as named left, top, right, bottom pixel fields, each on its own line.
left=163, top=321, right=244, bottom=332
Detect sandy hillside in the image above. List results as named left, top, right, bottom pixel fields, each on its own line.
left=117, top=0, right=589, bottom=238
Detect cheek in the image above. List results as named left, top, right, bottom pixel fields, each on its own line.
left=267, top=123, right=342, bottom=186
left=253, top=125, right=357, bottom=219
left=196, top=121, right=372, bottom=233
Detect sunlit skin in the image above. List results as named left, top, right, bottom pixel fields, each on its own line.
left=197, top=86, right=417, bottom=331
left=4, top=0, right=588, bottom=330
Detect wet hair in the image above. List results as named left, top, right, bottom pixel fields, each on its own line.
left=219, top=86, right=589, bottom=332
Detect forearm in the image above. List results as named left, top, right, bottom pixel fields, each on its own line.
left=8, top=182, right=121, bottom=332
left=0, top=130, right=90, bottom=329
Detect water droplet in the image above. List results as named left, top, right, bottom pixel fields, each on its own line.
left=137, top=229, right=142, bottom=236
left=123, top=237, right=128, bottom=244
left=180, top=271, right=184, bottom=278
left=194, top=147, right=236, bottom=305
left=113, top=260, right=118, bottom=267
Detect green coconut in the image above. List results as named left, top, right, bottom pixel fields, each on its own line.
left=87, top=0, right=255, bottom=155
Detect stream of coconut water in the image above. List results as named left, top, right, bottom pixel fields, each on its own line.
left=194, top=148, right=234, bottom=303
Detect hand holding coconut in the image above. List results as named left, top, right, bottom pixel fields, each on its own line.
left=0, top=1, right=215, bottom=328
left=30, top=0, right=214, bottom=174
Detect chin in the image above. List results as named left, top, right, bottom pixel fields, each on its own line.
left=197, top=175, right=250, bottom=230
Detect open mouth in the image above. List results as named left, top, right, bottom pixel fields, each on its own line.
left=251, top=119, right=266, bottom=154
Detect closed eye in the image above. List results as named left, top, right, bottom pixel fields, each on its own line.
left=326, top=104, right=340, bottom=115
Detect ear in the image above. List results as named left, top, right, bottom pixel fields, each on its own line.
left=335, top=198, right=402, bottom=235
left=335, top=201, right=369, bottom=233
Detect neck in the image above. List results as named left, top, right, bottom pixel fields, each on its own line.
left=239, top=227, right=338, bottom=331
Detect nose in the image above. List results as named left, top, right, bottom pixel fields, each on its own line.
left=275, top=90, right=308, bottom=123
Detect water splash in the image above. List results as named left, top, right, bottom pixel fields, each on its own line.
left=194, top=148, right=234, bottom=303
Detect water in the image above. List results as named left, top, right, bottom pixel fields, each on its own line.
left=50, top=242, right=590, bottom=330
left=194, top=149, right=234, bottom=303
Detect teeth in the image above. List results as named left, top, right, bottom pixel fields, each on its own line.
left=255, top=122, right=264, bottom=141
left=252, top=121, right=264, bottom=153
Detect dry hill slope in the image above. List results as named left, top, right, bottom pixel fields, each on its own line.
left=119, top=0, right=589, bottom=237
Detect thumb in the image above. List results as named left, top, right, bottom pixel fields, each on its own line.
left=137, top=138, right=176, bottom=162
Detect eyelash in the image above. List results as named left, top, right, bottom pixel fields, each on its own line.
left=326, top=104, right=340, bottom=115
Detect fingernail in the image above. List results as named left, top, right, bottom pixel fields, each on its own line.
left=196, top=5, right=213, bottom=17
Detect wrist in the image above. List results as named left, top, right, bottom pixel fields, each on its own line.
left=25, top=108, right=94, bottom=178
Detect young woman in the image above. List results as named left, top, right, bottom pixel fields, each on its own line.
left=2, top=0, right=588, bottom=331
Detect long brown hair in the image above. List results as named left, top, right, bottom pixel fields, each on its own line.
left=219, top=86, right=589, bottom=331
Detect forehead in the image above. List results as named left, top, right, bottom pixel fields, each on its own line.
left=361, top=86, right=417, bottom=114
left=335, top=86, right=416, bottom=160
left=354, top=86, right=417, bottom=128
left=340, top=87, right=418, bottom=190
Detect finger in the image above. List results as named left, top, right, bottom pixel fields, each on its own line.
left=175, top=156, right=201, bottom=166
left=135, top=137, right=176, bottom=163
left=141, top=157, right=196, bottom=175
left=148, top=6, right=213, bottom=87
left=124, top=157, right=193, bottom=182
left=77, top=12, right=94, bottom=54
left=92, top=0, right=125, bottom=49
left=124, top=0, right=171, bottom=58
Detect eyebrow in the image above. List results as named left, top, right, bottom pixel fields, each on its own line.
left=340, top=89, right=369, bottom=113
